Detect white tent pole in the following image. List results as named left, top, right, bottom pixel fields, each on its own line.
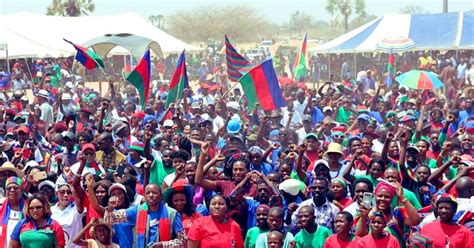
left=328, top=53, right=331, bottom=80
left=6, top=44, right=10, bottom=73
left=23, top=58, right=33, bottom=82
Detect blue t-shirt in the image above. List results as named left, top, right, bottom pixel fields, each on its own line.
left=112, top=222, right=134, bottom=247
left=246, top=199, right=261, bottom=229
left=125, top=205, right=184, bottom=245
left=250, top=162, right=273, bottom=176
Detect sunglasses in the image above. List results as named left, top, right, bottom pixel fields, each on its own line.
left=333, top=134, right=344, bottom=139
left=28, top=205, right=44, bottom=211
left=6, top=186, right=20, bottom=192
left=58, top=190, right=72, bottom=195
left=84, top=152, right=95, bottom=156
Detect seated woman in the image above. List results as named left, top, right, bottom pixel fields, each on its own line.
left=188, top=194, right=244, bottom=248
left=9, top=194, right=65, bottom=248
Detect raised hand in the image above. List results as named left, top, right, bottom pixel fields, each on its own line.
left=201, top=142, right=210, bottom=154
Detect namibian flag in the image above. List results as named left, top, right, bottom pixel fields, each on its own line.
left=293, top=33, right=307, bottom=81
left=0, top=71, right=12, bottom=90
left=384, top=53, right=396, bottom=86
left=64, top=39, right=104, bottom=70
left=239, top=59, right=286, bottom=111
left=165, top=50, right=188, bottom=108
left=225, top=35, right=252, bottom=82
left=126, top=49, right=151, bottom=109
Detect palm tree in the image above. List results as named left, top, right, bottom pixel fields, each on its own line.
left=326, top=0, right=366, bottom=33
left=46, top=0, right=95, bottom=17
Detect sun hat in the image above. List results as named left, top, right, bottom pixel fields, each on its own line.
left=0, top=162, right=24, bottom=178
left=323, top=143, right=344, bottom=157
left=108, top=183, right=127, bottom=195
left=163, top=179, right=194, bottom=204
left=37, top=90, right=49, bottom=99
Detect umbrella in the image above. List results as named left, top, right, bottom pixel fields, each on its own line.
left=376, top=37, right=416, bottom=53
left=395, top=70, right=444, bottom=90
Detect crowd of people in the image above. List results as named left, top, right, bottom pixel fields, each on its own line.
left=0, top=48, right=474, bottom=248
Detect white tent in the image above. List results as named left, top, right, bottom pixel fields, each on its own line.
left=0, top=12, right=201, bottom=59
left=310, top=11, right=474, bottom=53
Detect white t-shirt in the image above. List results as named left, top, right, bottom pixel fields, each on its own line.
left=6, top=210, right=21, bottom=247
left=51, top=203, right=86, bottom=248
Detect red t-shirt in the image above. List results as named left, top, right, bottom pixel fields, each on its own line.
left=420, top=221, right=474, bottom=248
left=83, top=193, right=104, bottom=238
left=356, top=233, right=401, bottom=248
left=305, top=150, right=319, bottom=172
left=337, top=197, right=354, bottom=209
left=187, top=216, right=244, bottom=248
left=216, top=180, right=257, bottom=198
left=323, top=234, right=359, bottom=248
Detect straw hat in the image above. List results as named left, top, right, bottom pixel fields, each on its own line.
left=323, top=143, right=344, bottom=157
left=0, top=162, right=24, bottom=178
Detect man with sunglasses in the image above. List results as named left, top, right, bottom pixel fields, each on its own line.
left=59, top=143, right=105, bottom=186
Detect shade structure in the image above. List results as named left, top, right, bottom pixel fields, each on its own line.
left=0, top=12, right=201, bottom=59
left=82, top=33, right=163, bottom=61
left=395, top=70, right=444, bottom=90
left=376, top=37, right=416, bottom=53
left=311, top=11, right=474, bottom=53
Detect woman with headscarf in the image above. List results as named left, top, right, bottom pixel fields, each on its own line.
left=331, top=177, right=353, bottom=210
left=355, top=181, right=420, bottom=247
left=248, top=146, right=273, bottom=176
left=355, top=212, right=401, bottom=248
left=0, top=177, right=25, bottom=247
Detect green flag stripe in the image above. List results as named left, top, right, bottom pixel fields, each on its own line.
left=239, top=72, right=258, bottom=110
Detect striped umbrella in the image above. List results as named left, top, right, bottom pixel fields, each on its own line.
left=395, top=70, right=444, bottom=90
left=376, top=37, right=416, bottom=53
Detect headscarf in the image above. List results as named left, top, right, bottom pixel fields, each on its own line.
left=370, top=211, right=388, bottom=224
left=331, top=177, right=348, bottom=190
left=4, top=176, right=22, bottom=188
left=374, top=181, right=397, bottom=199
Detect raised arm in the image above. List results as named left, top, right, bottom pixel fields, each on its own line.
left=396, top=182, right=421, bottom=226
left=381, top=132, right=394, bottom=161
left=85, top=174, right=105, bottom=216
left=195, top=142, right=218, bottom=191
left=72, top=155, right=87, bottom=201
left=72, top=219, right=96, bottom=246
left=256, top=115, right=270, bottom=149
left=429, top=157, right=456, bottom=189
left=295, top=145, right=307, bottom=183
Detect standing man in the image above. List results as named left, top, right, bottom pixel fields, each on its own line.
left=294, top=205, right=332, bottom=248
left=37, top=89, right=54, bottom=129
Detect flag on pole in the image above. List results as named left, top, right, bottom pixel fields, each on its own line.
left=50, top=65, right=62, bottom=88
left=293, top=33, right=307, bottom=81
left=126, top=49, right=151, bottom=109
left=225, top=35, right=253, bottom=82
left=63, top=39, right=104, bottom=69
left=239, top=59, right=286, bottom=111
left=165, top=50, right=189, bottom=108
left=0, top=71, right=12, bottom=90
left=384, top=53, right=396, bottom=86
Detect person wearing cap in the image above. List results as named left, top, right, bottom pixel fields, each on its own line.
left=56, top=91, right=77, bottom=122
left=51, top=182, right=85, bottom=248
left=0, top=177, right=25, bottom=247
left=73, top=219, right=118, bottom=248
left=420, top=194, right=474, bottom=247
left=64, top=143, right=105, bottom=182
left=38, top=180, right=57, bottom=204
left=102, top=183, right=186, bottom=248
left=51, top=132, right=78, bottom=173
left=163, top=179, right=200, bottom=234
left=37, top=89, right=54, bottom=129
left=293, top=89, right=307, bottom=119
left=12, top=125, right=43, bottom=164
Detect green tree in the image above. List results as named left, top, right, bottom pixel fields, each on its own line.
left=46, top=0, right=95, bottom=17
left=289, top=11, right=313, bottom=37
left=149, top=15, right=165, bottom=29
left=326, top=0, right=366, bottom=33
left=167, top=5, right=269, bottom=43
left=399, top=4, right=428, bottom=14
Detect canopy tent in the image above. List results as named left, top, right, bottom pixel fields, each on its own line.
left=82, top=33, right=163, bottom=62
left=310, top=11, right=474, bottom=54
left=0, top=12, right=201, bottom=59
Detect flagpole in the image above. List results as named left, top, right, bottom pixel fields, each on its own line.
left=221, top=81, right=239, bottom=98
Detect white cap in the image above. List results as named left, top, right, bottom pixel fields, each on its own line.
left=323, top=106, right=333, bottom=112
left=278, top=179, right=301, bottom=196
left=163, top=119, right=174, bottom=128
left=62, top=93, right=72, bottom=100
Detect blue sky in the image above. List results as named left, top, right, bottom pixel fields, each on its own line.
left=1, top=0, right=472, bottom=23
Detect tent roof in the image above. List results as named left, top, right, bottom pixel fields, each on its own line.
left=310, top=11, right=474, bottom=54
left=0, top=12, right=201, bottom=59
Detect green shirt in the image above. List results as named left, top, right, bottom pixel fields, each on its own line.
left=294, top=226, right=332, bottom=248
left=149, top=158, right=175, bottom=186
left=391, top=188, right=422, bottom=210
left=336, top=107, right=351, bottom=125
left=245, top=227, right=266, bottom=248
